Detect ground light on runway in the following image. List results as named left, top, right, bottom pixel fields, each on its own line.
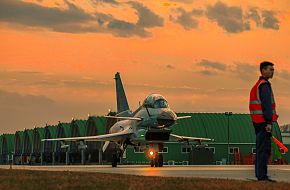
left=145, top=167, right=161, bottom=176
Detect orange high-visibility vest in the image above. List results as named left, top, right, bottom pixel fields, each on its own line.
left=249, top=79, right=278, bottom=123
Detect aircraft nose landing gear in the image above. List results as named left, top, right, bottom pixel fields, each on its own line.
left=150, top=153, right=163, bottom=167
left=148, top=148, right=163, bottom=167
left=111, top=144, right=126, bottom=167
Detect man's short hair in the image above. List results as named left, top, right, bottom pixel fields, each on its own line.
left=260, top=61, right=274, bottom=73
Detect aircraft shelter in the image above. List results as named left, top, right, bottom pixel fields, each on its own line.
left=1, top=113, right=289, bottom=165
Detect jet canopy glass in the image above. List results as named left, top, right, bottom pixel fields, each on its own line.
left=143, top=94, right=169, bottom=108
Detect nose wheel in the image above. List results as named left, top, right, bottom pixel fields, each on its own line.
left=150, top=153, right=163, bottom=167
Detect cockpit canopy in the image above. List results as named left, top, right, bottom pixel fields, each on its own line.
left=143, top=94, right=169, bottom=108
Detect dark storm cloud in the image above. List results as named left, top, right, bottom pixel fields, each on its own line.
left=245, top=8, right=279, bottom=30
left=245, top=7, right=262, bottom=27
left=107, top=19, right=151, bottom=37
left=106, top=1, right=164, bottom=37
left=195, top=60, right=261, bottom=79
left=169, top=0, right=195, bottom=4
left=205, top=2, right=280, bottom=33
left=0, top=0, right=109, bottom=34
left=195, top=59, right=228, bottom=76
left=170, top=7, right=203, bottom=30
left=262, top=10, right=280, bottom=30
left=129, top=1, right=164, bottom=28
left=89, top=0, right=120, bottom=7
left=0, top=0, right=280, bottom=36
left=206, top=1, right=250, bottom=33
left=199, top=70, right=217, bottom=76
left=0, top=0, right=164, bottom=38
left=0, top=0, right=93, bottom=28
left=99, top=0, right=119, bottom=4
left=196, top=59, right=227, bottom=71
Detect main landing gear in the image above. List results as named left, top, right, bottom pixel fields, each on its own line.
left=112, top=153, right=120, bottom=167
left=111, top=143, right=127, bottom=167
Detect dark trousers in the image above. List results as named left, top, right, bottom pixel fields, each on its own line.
left=253, top=122, right=272, bottom=180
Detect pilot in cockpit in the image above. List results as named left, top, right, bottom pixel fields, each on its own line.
left=143, top=94, right=169, bottom=109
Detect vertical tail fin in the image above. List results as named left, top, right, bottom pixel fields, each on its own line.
left=114, top=72, right=130, bottom=113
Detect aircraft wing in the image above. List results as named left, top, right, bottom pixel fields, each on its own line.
left=129, top=134, right=213, bottom=146
left=170, top=133, right=214, bottom=142
left=41, top=130, right=133, bottom=142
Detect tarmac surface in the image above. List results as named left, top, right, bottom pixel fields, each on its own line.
left=1, top=165, right=290, bottom=182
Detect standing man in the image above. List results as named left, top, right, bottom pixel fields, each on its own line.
left=249, top=61, right=278, bottom=182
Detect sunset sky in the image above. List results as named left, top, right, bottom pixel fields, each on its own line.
left=1, top=0, right=290, bottom=134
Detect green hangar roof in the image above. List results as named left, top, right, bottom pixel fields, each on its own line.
left=86, top=116, right=106, bottom=136
left=57, top=122, right=71, bottom=138
left=55, top=122, right=71, bottom=152
left=86, top=116, right=106, bottom=151
left=33, top=127, right=45, bottom=153
left=43, top=125, right=57, bottom=153
left=174, top=113, right=282, bottom=143
left=45, top=125, right=57, bottom=139
left=70, top=119, right=87, bottom=152
left=23, top=129, right=33, bottom=155
left=0, top=135, right=3, bottom=154
left=71, top=120, right=87, bottom=137
left=15, top=131, right=24, bottom=155
left=1, top=134, right=15, bottom=154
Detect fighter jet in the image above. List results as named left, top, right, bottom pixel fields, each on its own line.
left=42, top=72, right=213, bottom=167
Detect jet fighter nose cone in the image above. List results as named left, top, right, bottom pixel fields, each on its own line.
left=158, top=110, right=175, bottom=120
left=157, top=110, right=176, bottom=127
